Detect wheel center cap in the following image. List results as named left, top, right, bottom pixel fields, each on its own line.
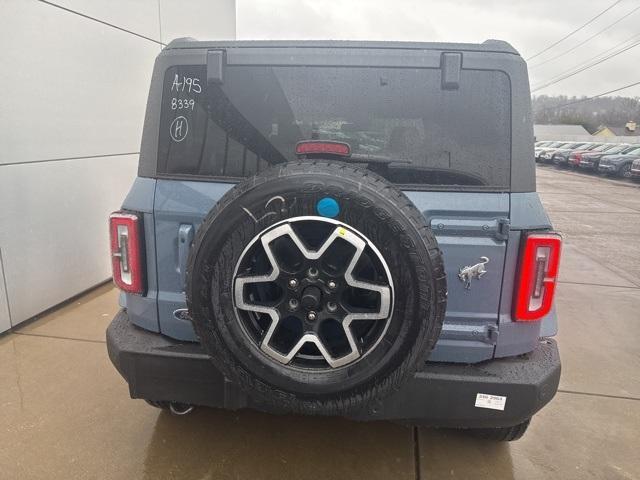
left=300, top=285, right=322, bottom=310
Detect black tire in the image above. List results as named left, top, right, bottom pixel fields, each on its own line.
left=186, top=161, right=446, bottom=415
left=468, top=419, right=531, bottom=441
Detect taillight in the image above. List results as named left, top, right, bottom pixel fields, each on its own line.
left=514, top=232, right=562, bottom=321
left=109, top=211, right=145, bottom=295
left=567, top=153, right=578, bottom=165
left=295, top=141, right=351, bottom=157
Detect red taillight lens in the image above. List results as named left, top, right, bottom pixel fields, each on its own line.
left=514, top=232, right=562, bottom=321
left=109, top=211, right=145, bottom=295
left=295, top=141, right=351, bottom=157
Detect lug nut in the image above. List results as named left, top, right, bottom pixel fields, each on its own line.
left=288, top=299, right=299, bottom=311
left=327, top=280, right=337, bottom=290
left=288, top=278, right=298, bottom=289
left=307, top=267, right=319, bottom=278
left=327, top=302, right=338, bottom=313
left=307, top=311, right=317, bottom=322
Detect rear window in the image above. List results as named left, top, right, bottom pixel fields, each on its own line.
left=157, top=64, right=511, bottom=190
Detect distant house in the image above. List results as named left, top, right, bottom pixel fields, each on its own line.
left=593, top=122, right=640, bottom=138
left=534, top=124, right=590, bottom=139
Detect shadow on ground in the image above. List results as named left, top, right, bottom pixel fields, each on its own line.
left=141, top=407, right=516, bottom=480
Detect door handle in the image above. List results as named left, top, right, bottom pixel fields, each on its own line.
left=177, top=224, right=194, bottom=290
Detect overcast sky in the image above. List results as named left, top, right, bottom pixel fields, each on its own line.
left=237, top=0, right=640, bottom=98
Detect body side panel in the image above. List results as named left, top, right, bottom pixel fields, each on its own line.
left=154, top=179, right=233, bottom=339
left=120, top=177, right=160, bottom=332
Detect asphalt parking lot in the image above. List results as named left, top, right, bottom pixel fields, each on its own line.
left=1, top=166, right=639, bottom=480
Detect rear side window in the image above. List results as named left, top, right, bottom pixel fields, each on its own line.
left=158, top=63, right=511, bottom=190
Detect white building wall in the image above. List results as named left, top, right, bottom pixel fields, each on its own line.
left=0, top=0, right=236, bottom=331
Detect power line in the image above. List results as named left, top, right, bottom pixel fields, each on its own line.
left=548, top=31, right=640, bottom=74
left=37, top=0, right=165, bottom=46
left=532, top=39, right=640, bottom=91
left=533, top=30, right=640, bottom=72
left=529, top=4, right=640, bottom=69
left=532, top=37, right=640, bottom=91
left=526, top=0, right=625, bottom=61
left=538, top=80, right=640, bottom=112
left=531, top=38, right=640, bottom=92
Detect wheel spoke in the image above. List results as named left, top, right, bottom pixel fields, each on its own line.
left=234, top=227, right=287, bottom=347
left=336, top=241, right=391, bottom=360
left=342, top=239, right=392, bottom=320
left=260, top=332, right=359, bottom=368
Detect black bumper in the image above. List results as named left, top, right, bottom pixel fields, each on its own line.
left=579, top=161, right=598, bottom=170
left=107, top=309, right=561, bottom=428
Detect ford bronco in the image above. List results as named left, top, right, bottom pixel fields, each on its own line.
left=107, top=39, right=562, bottom=441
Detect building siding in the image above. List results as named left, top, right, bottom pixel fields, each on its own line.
left=0, top=0, right=236, bottom=331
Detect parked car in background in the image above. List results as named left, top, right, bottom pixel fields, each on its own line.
left=553, top=143, right=601, bottom=167
left=535, top=141, right=553, bottom=147
left=535, top=141, right=570, bottom=162
left=598, top=146, right=640, bottom=178
left=579, top=144, right=631, bottom=172
left=539, top=142, right=589, bottom=164
left=630, top=158, right=640, bottom=181
left=568, top=143, right=616, bottom=168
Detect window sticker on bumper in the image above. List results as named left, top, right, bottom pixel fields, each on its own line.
left=475, top=393, right=507, bottom=411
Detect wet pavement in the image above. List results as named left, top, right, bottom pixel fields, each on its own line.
left=1, top=166, right=639, bottom=479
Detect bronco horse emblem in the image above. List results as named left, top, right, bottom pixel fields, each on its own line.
left=458, top=256, right=489, bottom=289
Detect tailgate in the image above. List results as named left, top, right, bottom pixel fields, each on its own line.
left=407, top=191, right=509, bottom=363
left=153, top=184, right=509, bottom=365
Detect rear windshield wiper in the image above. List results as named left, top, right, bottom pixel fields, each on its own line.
left=347, top=153, right=413, bottom=165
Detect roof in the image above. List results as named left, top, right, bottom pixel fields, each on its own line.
left=534, top=124, right=590, bottom=136
left=164, top=38, right=520, bottom=55
left=597, top=126, right=640, bottom=137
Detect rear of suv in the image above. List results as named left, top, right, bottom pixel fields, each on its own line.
left=107, top=39, right=561, bottom=441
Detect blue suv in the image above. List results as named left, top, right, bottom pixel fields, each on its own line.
left=107, top=39, right=562, bottom=441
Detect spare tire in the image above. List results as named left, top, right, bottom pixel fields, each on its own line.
left=186, top=161, right=446, bottom=415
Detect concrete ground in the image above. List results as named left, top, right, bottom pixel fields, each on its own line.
left=1, top=166, right=639, bottom=479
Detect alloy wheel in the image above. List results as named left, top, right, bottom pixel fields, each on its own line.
left=232, top=217, right=394, bottom=369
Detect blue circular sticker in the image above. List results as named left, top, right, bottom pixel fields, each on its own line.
left=316, top=197, right=340, bottom=218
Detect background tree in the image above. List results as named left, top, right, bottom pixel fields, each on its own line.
left=532, top=95, right=640, bottom=133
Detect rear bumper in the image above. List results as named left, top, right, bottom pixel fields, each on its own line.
left=107, top=309, right=561, bottom=428
left=579, top=160, right=598, bottom=169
